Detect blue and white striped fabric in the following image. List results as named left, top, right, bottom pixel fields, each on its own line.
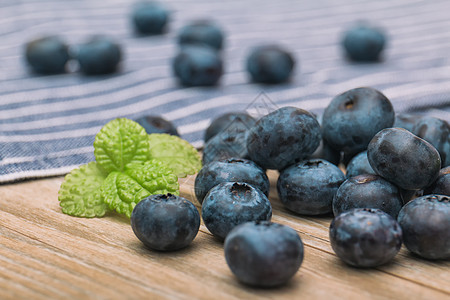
left=1, top=0, right=449, bottom=183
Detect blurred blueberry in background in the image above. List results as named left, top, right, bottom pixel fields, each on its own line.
left=131, top=1, right=170, bottom=35
left=246, top=44, right=295, bottom=84
left=76, top=36, right=122, bottom=75
left=177, top=20, right=224, bottom=50
left=172, top=45, right=223, bottom=86
left=25, top=36, right=70, bottom=74
left=342, top=22, right=386, bottom=62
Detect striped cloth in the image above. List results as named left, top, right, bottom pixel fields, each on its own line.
left=1, top=0, right=449, bottom=183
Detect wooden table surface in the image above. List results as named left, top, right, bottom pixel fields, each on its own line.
left=0, top=170, right=449, bottom=300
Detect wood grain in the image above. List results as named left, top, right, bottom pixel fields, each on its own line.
left=0, top=172, right=448, bottom=300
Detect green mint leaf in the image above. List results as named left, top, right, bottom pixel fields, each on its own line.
left=101, top=159, right=179, bottom=218
left=94, top=118, right=150, bottom=173
left=148, top=133, right=202, bottom=177
left=58, top=162, right=109, bottom=218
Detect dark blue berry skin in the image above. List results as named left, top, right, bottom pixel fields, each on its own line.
left=131, top=2, right=169, bottom=35
left=330, top=208, right=402, bottom=267
left=246, top=45, right=295, bottom=84
left=322, top=87, right=395, bottom=156
left=346, top=151, right=375, bottom=178
left=412, top=116, right=450, bottom=167
left=204, top=112, right=256, bottom=143
left=394, top=113, right=420, bottom=132
left=246, top=106, right=321, bottom=170
left=77, top=36, right=122, bottom=75
left=367, top=128, right=441, bottom=190
left=134, top=115, right=179, bottom=136
left=397, top=194, right=450, bottom=260
left=177, top=20, right=224, bottom=50
left=310, top=139, right=341, bottom=166
left=224, top=221, right=303, bottom=287
left=130, top=194, right=200, bottom=251
left=202, top=122, right=249, bottom=165
left=342, top=24, right=386, bottom=62
left=332, top=174, right=403, bottom=219
left=194, top=158, right=269, bottom=204
left=201, top=182, right=272, bottom=240
left=277, top=159, right=345, bottom=215
left=423, top=166, right=450, bottom=196
left=172, top=45, right=223, bottom=86
left=25, top=36, right=69, bottom=74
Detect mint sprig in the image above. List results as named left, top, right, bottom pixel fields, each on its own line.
left=58, top=118, right=200, bottom=218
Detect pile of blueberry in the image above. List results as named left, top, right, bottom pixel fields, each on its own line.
left=130, top=85, right=448, bottom=287
left=197, top=86, right=448, bottom=276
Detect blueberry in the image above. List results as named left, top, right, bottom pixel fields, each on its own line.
left=412, top=116, right=450, bottom=167
left=224, top=221, right=303, bottom=287
left=172, top=45, right=223, bottom=86
left=394, top=113, right=421, bottom=132
left=246, top=106, right=321, bottom=170
left=367, top=128, right=441, bottom=190
left=204, top=112, right=256, bottom=143
left=201, top=182, right=272, bottom=240
left=25, top=36, right=69, bottom=74
left=131, top=2, right=170, bottom=35
left=76, top=36, right=122, bottom=75
left=194, top=157, right=269, bottom=204
left=177, top=20, right=224, bottom=50
left=397, top=194, right=450, bottom=260
left=202, top=121, right=250, bottom=165
left=130, top=194, right=200, bottom=251
left=246, top=45, right=295, bottom=84
left=423, top=166, right=450, bottom=196
left=332, top=174, right=403, bottom=218
left=322, top=87, right=395, bottom=156
left=329, top=208, right=402, bottom=267
left=345, top=151, right=376, bottom=178
left=342, top=23, right=386, bottom=62
left=134, top=115, right=179, bottom=136
left=277, top=159, right=345, bottom=215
